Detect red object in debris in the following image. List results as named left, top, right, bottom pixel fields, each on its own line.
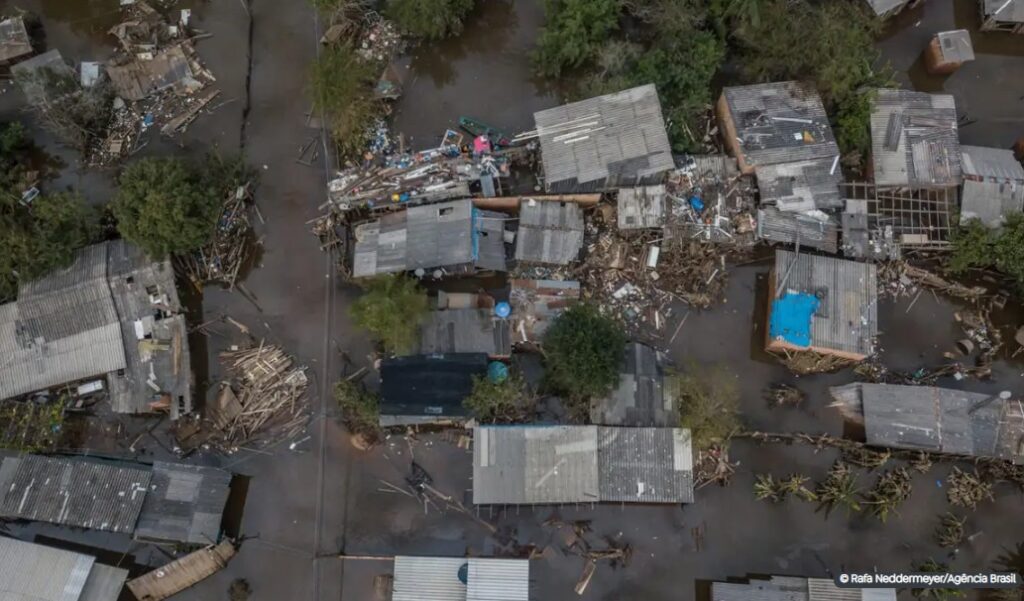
left=473, top=135, right=492, bottom=155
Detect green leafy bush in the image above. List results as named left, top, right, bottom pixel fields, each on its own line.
left=386, top=0, right=475, bottom=39
left=542, top=303, right=626, bottom=401
left=350, top=274, right=429, bottom=353
left=668, top=364, right=740, bottom=451
left=463, top=373, right=528, bottom=422
left=533, top=0, right=620, bottom=77
left=310, top=44, right=383, bottom=159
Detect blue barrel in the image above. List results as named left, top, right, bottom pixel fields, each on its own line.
left=494, top=301, right=511, bottom=318
left=488, top=361, right=509, bottom=383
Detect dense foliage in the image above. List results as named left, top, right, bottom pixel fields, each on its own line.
left=310, top=44, right=383, bottom=159
left=463, top=373, right=528, bottom=423
left=949, top=215, right=1024, bottom=288
left=350, top=274, right=429, bottom=353
left=334, top=379, right=381, bottom=438
left=533, top=0, right=620, bottom=78
left=112, top=157, right=221, bottom=258
left=386, top=0, right=475, bottom=40
left=542, top=303, right=626, bottom=401
left=668, top=364, right=740, bottom=451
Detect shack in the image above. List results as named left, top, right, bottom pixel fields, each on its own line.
left=924, top=30, right=975, bottom=75
left=508, top=279, right=580, bottom=346
left=126, top=540, right=236, bottom=601
left=0, top=537, right=129, bottom=601
left=106, top=45, right=198, bottom=100
left=980, top=0, right=1024, bottom=33
left=0, top=455, right=231, bottom=543
left=712, top=575, right=896, bottom=601
left=841, top=183, right=957, bottom=259
left=870, top=89, right=961, bottom=188
left=532, top=84, right=674, bottom=193
left=351, top=199, right=508, bottom=278
left=0, top=239, right=192, bottom=418
left=0, top=16, right=33, bottom=66
left=391, top=556, right=530, bottom=601
left=590, top=343, right=678, bottom=427
left=419, top=308, right=511, bottom=358
left=766, top=250, right=878, bottom=361
left=959, top=145, right=1024, bottom=228
left=514, top=199, right=585, bottom=265
left=472, top=425, right=694, bottom=505
left=756, top=207, right=840, bottom=254
left=379, top=353, right=488, bottom=427
left=617, top=185, right=666, bottom=230
left=830, top=383, right=1024, bottom=462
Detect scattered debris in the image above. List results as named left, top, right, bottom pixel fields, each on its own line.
left=862, top=467, right=912, bottom=522
left=544, top=519, right=631, bottom=596
left=764, top=383, right=805, bottom=408
left=776, top=348, right=855, bottom=375
left=177, top=182, right=258, bottom=290
left=947, top=467, right=994, bottom=509
left=694, top=445, right=736, bottom=488
left=842, top=446, right=891, bottom=470
left=935, top=512, right=966, bottom=548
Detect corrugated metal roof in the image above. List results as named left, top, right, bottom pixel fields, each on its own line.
left=535, top=84, right=674, bottom=191
left=134, top=462, right=232, bottom=544
left=723, top=81, right=839, bottom=168
left=771, top=250, right=877, bottom=357
left=617, top=185, right=666, bottom=229
left=473, top=425, right=693, bottom=504
left=936, top=30, right=975, bottom=63
left=590, top=343, right=678, bottom=427
left=0, top=537, right=95, bottom=601
left=713, top=576, right=895, bottom=601
left=864, top=0, right=909, bottom=16
left=755, top=158, right=844, bottom=212
left=419, top=309, right=511, bottom=357
left=509, top=279, right=580, bottom=344
left=379, top=353, right=487, bottom=425
left=468, top=559, right=530, bottom=601
left=870, top=89, right=961, bottom=188
left=392, top=557, right=529, bottom=601
left=984, top=0, right=1024, bottom=22
left=514, top=200, right=584, bottom=265
left=961, top=146, right=1024, bottom=227
left=756, top=208, right=840, bottom=253
left=79, top=563, right=129, bottom=601
left=961, top=145, right=1024, bottom=180
left=106, top=46, right=193, bottom=101
left=0, top=456, right=151, bottom=533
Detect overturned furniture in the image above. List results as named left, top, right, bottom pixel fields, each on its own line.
left=712, top=574, right=896, bottom=601
left=0, top=537, right=129, bottom=601
left=959, top=145, right=1024, bottom=228
left=831, top=383, right=1024, bottom=462
left=391, top=556, right=529, bottom=601
left=127, top=540, right=237, bottom=601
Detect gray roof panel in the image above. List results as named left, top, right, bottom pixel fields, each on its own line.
left=597, top=427, right=694, bottom=503
left=514, top=200, right=585, bottom=265
left=134, top=462, right=232, bottom=544
left=870, top=89, right=961, bottom=187
left=419, top=309, right=511, bottom=357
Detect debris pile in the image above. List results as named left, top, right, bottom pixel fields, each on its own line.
left=355, top=18, right=404, bottom=63
left=878, top=260, right=988, bottom=301
left=764, top=383, right=805, bottom=408
left=694, top=445, right=736, bottom=488
left=543, top=519, right=631, bottom=595
left=862, top=467, right=912, bottom=522
left=947, top=467, right=994, bottom=509
left=209, top=342, right=310, bottom=452
left=177, top=183, right=258, bottom=290
left=663, top=156, right=757, bottom=246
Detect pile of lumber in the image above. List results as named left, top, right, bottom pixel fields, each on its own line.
left=178, top=184, right=257, bottom=290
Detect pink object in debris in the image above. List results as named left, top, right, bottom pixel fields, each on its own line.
left=473, top=135, right=491, bottom=154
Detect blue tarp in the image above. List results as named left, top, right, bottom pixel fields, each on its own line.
left=769, top=292, right=820, bottom=348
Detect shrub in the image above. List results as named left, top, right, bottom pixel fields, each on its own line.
left=309, top=44, right=382, bottom=159
left=350, top=274, right=429, bottom=353
left=386, top=0, right=475, bottom=40
left=668, top=363, right=740, bottom=451
left=335, top=379, right=381, bottom=437
left=542, top=303, right=626, bottom=401
left=463, top=373, right=528, bottom=422
left=533, top=0, right=620, bottom=78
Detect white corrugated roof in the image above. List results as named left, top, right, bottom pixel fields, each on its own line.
left=0, top=537, right=109, bottom=601
left=392, top=557, right=529, bottom=601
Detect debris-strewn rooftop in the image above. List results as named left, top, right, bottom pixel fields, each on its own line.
left=767, top=250, right=878, bottom=360
left=617, top=185, right=666, bottom=230
left=719, top=81, right=839, bottom=172
left=508, top=279, right=580, bottom=345
left=419, top=308, right=511, bottom=357
left=351, top=199, right=508, bottom=277
left=0, top=16, right=33, bottom=64
left=0, top=239, right=192, bottom=418
left=591, top=343, right=678, bottom=427
left=514, top=200, right=585, bottom=265
left=392, top=556, right=530, bottom=601
left=533, top=84, right=674, bottom=193
left=712, top=575, right=896, bottom=601
left=756, top=207, right=840, bottom=254
left=0, top=537, right=129, bottom=601
left=379, top=353, right=488, bottom=426
left=870, top=89, right=961, bottom=188
left=960, top=145, right=1024, bottom=228
left=473, top=425, right=694, bottom=504
left=831, top=383, right=1024, bottom=461
left=11, top=49, right=75, bottom=104
left=755, top=159, right=843, bottom=213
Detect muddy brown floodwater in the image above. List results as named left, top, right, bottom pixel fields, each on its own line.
left=1, top=0, right=1024, bottom=599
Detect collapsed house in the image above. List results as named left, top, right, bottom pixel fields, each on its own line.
left=531, top=84, right=674, bottom=193
left=924, top=30, right=975, bottom=75
left=514, top=199, right=585, bottom=265
left=590, top=343, right=678, bottom=427
left=350, top=199, right=508, bottom=278
left=717, top=82, right=843, bottom=251
left=841, top=182, right=957, bottom=259
left=419, top=307, right=511, bottom=358
left=390, top=556, right=530, bottom=601
left=378, top=353, right=489, bottom=427
left=980, top=0, right=1024, bottom=33
left=0, top=537, right=129, bottom=601
left=617, top=185, right=666, bottom=230
left=473, top=425, right=694, bottom=505
left=830, top=383, right=1024, bottom=462
left=0, top=16, right=33, bottom=66
left=0, top=240, right=192, bottom=418
left=127, top=540, right=236, bottom=601
left=508, top=279, right=580, bottom=346
left=870, top=89, right=961, bottom=189
left=0, top=455, right=232, bottom=544
left=766, top=250, right=878, bottom=362
left=959, top=145, right=1024, bottom=228
left=663, top=154, right=758, bottom=244
left=712, top=575, right=896, bottom=601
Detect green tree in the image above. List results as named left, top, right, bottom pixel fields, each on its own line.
left=992, top=213, right=1024, bottom=286
left=542, top=303, right=626, bottom=401
left=533, top=0, right=620, bottom=78
left=667, top=363, right=740, bottom=451
left=386, top=0, right=475, bottom=40
left=350, top=274, right=429, bottom=353
left=112, top=158, right=220, bottom=258
left=949, top=218, right=995, bottom=274
left=835, top=88, right=876, bottom=162
left=463, top=373, right=528, bottom=423
left=334, top=378, right=381, bottom=438
left=310, top=44, right=382, bottom=158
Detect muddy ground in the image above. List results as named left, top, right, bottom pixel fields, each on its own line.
left=1, top=0, right=1024, bottom=600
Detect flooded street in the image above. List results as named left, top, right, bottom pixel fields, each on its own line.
left=1, top=0, right=1024, bottom=599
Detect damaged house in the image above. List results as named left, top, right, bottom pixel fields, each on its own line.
left=0, top=537, right=129, bottom=601
left=980, top=0, right=1024, bottom=33
left=766, top=250, right=878, bottom=362
left=0, top=239, right=192, bottom=418
left=590, top=343, right=678, bottom=427
left=870, top=89, right=961, bottom=188
left=390, top=556, right=530, bottom=601
left=351, top=199, right=509, bottom=278
left=830, top=383, right=1024, bottom=462
left=419, top=306, right=511, bottom=358
left=533, top=84, right=674, bottom=193
left=473, top=425, right=694, bottom=505
left=712, top=575, right=896, bottom=601
left=514, top=199, right=585, bottom=265
left=378, top=353, right=488, bottom=427
left=717, top=82, right=843, bottom=252
left=959, top=145, right=1024, bottom=228
left=0, top=16, right=33, bottom=66
left=508, top=279, right=580, bottom=346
